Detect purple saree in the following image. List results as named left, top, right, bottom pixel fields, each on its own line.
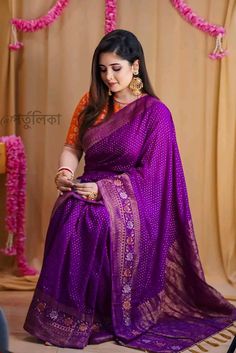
left=24, top=95, right=236, bottom=352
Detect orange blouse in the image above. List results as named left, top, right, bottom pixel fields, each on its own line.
left=65, top=92, right=120, bottom=151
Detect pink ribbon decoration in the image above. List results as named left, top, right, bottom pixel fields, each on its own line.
left=105, top=0, right=117, bottom=34
left=0, top=136, right=37, bottom=276
left=170, top=0, right=228, bottom=59
left=9, top=0, right=70, bottom=51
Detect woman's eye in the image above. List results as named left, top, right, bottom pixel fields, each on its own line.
left=99, top=66, right=121, bottom=72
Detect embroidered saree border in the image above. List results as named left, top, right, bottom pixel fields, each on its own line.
left=122, top=222, right=236, bottom=352
left=24, top=288, right=108, bottom=347
left=97, top=173, right=141, bottom=331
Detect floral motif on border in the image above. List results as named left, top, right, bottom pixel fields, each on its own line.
left=113, top=175, right=136, bottom=326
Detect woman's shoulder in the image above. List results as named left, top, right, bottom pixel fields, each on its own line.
left=144, top=95, right=174, bottom=128
left=78, top=92, right=89, bottom=107
left=73, top=92, right=89, bottom=116
left=145, top=95, right=171, bottom=115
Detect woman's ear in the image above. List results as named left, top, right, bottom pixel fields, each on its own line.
left=132, top=59, right=140, bottom=74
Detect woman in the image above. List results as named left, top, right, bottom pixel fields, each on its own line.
left=24, top=30, right=236, bottom=352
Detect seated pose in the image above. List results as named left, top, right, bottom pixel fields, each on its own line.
left=24, top=29, right=236, bottom=353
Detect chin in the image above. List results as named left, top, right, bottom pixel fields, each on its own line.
left=111, top=87, right=121, bottom=93
left=112, top=87, right=126, bottom=94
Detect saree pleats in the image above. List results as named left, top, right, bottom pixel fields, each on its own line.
left=24, top=194, right=114, bottom=347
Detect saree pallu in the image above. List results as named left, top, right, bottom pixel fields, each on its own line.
left=24, top=95, right=236, bottom=353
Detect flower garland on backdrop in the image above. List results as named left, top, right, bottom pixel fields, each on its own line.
left=0, top=136, right=37, bottom=276
left=170, top=0, right=227, bottom=59
left=9, top=0, right=70, bottom=51
left=9, top=0, right=226, bottom=59
left=105, top=0, right=117, bottom=34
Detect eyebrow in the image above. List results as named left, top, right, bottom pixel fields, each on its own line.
left=98, top=63, right=122, bottom=67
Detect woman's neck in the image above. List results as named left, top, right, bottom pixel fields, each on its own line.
left=113, top=89, right=143, bottom=104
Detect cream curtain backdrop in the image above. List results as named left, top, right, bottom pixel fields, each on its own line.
left=0, top=0, right=235, bottom=298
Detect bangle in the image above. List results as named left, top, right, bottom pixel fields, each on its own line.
left=55, top=168, right=74, bottom=185
left=57, top=166, right=74, bottom=176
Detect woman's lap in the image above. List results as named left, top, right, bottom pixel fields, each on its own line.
left=24, top=194, right=113, bottom=347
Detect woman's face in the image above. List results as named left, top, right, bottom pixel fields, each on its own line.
left=98, top=52, right=139, bottom=94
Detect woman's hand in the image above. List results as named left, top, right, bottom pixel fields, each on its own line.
left=55, top=170, right=74, bottom=193
left=73, top=182, right=100, bottom=200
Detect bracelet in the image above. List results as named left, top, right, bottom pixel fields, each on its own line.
left=57, top=166, right=74, bottom=175
left=55, top=169, right=74, bottom=185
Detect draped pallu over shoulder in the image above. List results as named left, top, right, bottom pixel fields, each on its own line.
left=24, top=95, right=236, bottom=352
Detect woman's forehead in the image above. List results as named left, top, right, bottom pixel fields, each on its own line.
left=99, top=52, right=126, bottom=65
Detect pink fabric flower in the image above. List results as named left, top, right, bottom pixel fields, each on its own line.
left=11, top=0, right=70, bottom=32
left=170, top=0, right=227, bottom=60
left=8, top=41, right=24, bottom=51
left=9, top=0, right=70, bottom=51
left=105, top=0, right=117, bottom=34
left=0, top=136, right=37, bottom=276
left=209, top=51, right=228, bottom=60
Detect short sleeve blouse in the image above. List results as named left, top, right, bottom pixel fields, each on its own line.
left=65, top=92, right=120, bottom=151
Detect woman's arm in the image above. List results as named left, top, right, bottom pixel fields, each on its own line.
left=58, top=145, right=82, bottom=172
left=55, top=93, right=88, bottom=194
left=56, top=146, right=99, bottom=199
left=55, top=146, right=83, bottom=193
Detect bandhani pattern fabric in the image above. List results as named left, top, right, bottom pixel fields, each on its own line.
left=24, top=95, right=236, bottom=352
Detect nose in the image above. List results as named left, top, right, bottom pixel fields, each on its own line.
left=105, top=69, right=113, bottom=81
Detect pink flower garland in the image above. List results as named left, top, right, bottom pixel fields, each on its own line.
left=170, top=0, right=228, bottom=59
left=105, top=0, right=117, bottom=34
left=9, top=0, right=70, bottom=51
left=0, top=136, right=37, bottom=276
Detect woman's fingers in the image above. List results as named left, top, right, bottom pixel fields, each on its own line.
left=57, top=181, right=98, bottom=199
left=56, top=175, right=75, bottom=195
left=59, top=186, right=72, bottom=192
left=74, top=182, right=98, bottom=193
left=56, top=178, right=74, bottom=191
left=73, top=189, right=91, bottom=196
left=73, top=183, right=98, bottom=200
left=60, top=179, right=73, bottom=187
left=74, top=182, right=89, bottom=188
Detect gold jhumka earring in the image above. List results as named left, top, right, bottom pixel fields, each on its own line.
left=129, top=71, right=143, bottom=96
left=108, top=88, right=112, bottom=96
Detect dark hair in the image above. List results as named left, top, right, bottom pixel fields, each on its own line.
left=79, top=29, right=157, bottom=140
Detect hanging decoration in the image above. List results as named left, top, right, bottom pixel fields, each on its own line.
left=170, top=0, right=228, bottom=59
left=0, top=136, right=37, bottom=276
left=9, top=0, right=70, bottom=51
left=105, top=0, right=117, bottom=34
